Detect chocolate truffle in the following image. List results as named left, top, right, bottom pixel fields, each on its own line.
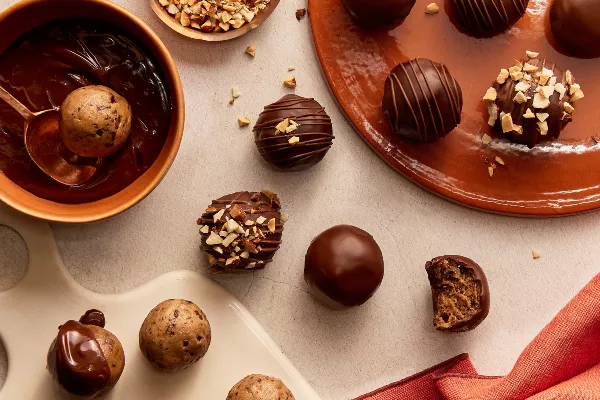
left=304, top=225, right=384, bottom=310
left=197, top=191, right=284, bottom=273
left=450, top=0, right=529, bottom=37
left=254, top=94, right=334, bottom=171
left=139, top=299, right=211, bottom=372
left=227, top=374, right=295, bottom=400
left=342, top=0, right=417, bottom=28
left=382, top=58, right=463, bottom=143
left=550, top=0, right=600, bottom=59
left=425, top=256, right=490, bottom=332
left=47, top=310, right=125, bottom=398
left=60, top=85, right=132, bottom=158
left=483, top=52, right=584, bottom=148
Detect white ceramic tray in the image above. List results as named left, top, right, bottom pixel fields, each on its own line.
left=0, top=207, right=321, bottom=399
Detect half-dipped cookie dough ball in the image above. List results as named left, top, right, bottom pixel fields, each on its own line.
left=227, top=374, right=295, bottom=400
left=139, top=299, right=211, bottom=372
left=47, top=309, right=125, bottom=399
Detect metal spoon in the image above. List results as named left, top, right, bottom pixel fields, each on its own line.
left=0, top=86, right=99, bottom=186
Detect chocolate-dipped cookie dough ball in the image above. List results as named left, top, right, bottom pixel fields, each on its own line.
left=197, top=191, right=285, bottom=273
left=425, top=256, right=490, bottom=332
left=227, top=374, right=295, bottom=400
left=254, top=95, right=334, bottom=171
left=305, top=225, right=384, bottom=310
left=551, top=0, right=600, bottom=58
left=342, top=0, right=416, bottom=28
left=450, top=0, right=529, bottom=37
left=47, top=310, right=125, bottom=398
left=483, top=52, right=584, bottom=148
left=383, top=58, right=463, bottom=143
left=139, top=299, right=211, bottom=372
left=60, top=85, right=132, bottom=158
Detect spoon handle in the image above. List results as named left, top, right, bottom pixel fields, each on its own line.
left=0, top=85, right=35, bottom=121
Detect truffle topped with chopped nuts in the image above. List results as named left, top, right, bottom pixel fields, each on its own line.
left=197, top=191, right=285, bottom=273
left=483, top=51, right=584, bottom=148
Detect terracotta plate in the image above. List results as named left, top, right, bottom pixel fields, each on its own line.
left=308, top=0, right=600, bottom=217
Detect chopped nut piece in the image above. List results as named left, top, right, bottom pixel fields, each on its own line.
left=537, top=120, right=549, bottom=135
left=513, top=124, right=523, bottom=134
left=536, top=113, right=550, bottom=122
left=526, top=50, right=539, bottom=59
left=226, top=219, right=240, bottom=233
left=213, top=208, right=225, bottom=223
left=283, top=76, right=297, bottom=88
left=207, top=254, right=217, bottom=265
left=275, top=118, right=290, bottom=133
left=230, top=204, right=247, bottom=221
left=539, top=85, right=554, bottom=99
left=565, top=70, right=575, bottom=85
left=288, top=136, right=300, bottom=145
left=496, top=69, right=510, bottom=84
left=555, top=83, right=566, bottom=100
left=288, top=66, right=295, bottom=71
left=206, top=232, right=223, bottom=245
left=510, top=71, right=524, bottom=81
left=243, top=238, right=258, bottom=254
left=167, top=4, right=180, bottom=14
left=483, top=87, right=497, bottom=102
left=214, top=246, right=223, bottom=255
left=246, top=262, right=257, bottom=269
left=533, top=93, right=550, bottom=109
left=181, top=12, right=191, bottom=26
left=244, top=220, right=255, bottom=226
left=229, top=98, right=235, bottom=105
left=159, top=0, right=170, bottom=5
left=515, top=81, right=531, bottom=92
left=487, top=103, right=498, bottom=126
left=296, top=8, right=307, bottom=20
left=488, top=166, right=494, bottom=178
left=563, top=102, right=575, bottom=113
left=240, top=251, right=250, bottom=259
left=232, top=87, right=241, bottom=99
left=538, top=68, right=554, bottom=85
left=532, top=250, right=541, bottom=259
left=225, top=256, right=240, bottom=266
left=200, top=20, right=213, bottom=32
left=219, top=230, right=228, bottom=237
left=571, top=89, right=585, bottom=102
left=501, top=113, right=515, bottom=133
left=223, top=233, right=239, bottom=247
left=200, top=225, right=210, bottom=234
left=481, top=133, right=493, bottom=145
left=513, top=91, right=527, bottom=104
left=425, top=3, right=439, bottom=13
left=549, top=76, right=557, bottom=87
left=495, top=156, right=505, bottom=166
left=245, top=45, right=256, bottom=57
left=280, top=213, right=289, bottom=222
left=523, top=108, right=535, bottom=119
left=238, top=116, right=251, bottom=127
left=267, top=218, right=276, bottom=233
left=256, top=216, right=266, bottom=224
left=522, top=63, right=538, bottom=73
left=508, top=65, right=522, bottom=74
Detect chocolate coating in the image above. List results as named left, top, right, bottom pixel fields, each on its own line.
left=342, top=0, right=416, bottom=28
left=383, top=59, right=463, bottom=143
left=486, top=57, right=580, bottom=148
left=550, top=0, right=600, bottom=59
left=304, top=225, right=384, bottom=310
left=254, top=95, right=334, bottom=171
left=47, top=310, right=119, bottom=398
left=197, top=191, right=284, bottom=273
left=425, top=256, right=490, bottom=332
left=451, top=0, right=529, bottom=38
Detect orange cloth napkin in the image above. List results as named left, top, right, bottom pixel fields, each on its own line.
left=356, top=273, right=600, bottom=400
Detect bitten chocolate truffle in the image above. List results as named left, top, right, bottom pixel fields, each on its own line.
left=483, top=52, right=584, bottom=148
left=425, top=256, right=490, bottom=332
left=342, top=0, right=416, bottom=28
left=197, top=191, right=285, bottom=273
left=382, top=58, right=463, bottom=143
left=47, top=310, right=125, bottom=398
left=550, top=0, right=600, bottom=59
left=254, top=94, right=334, bottom=171
left=450, top=0, right=529, bottom=37
left=304, top=225, right=384, bottom=310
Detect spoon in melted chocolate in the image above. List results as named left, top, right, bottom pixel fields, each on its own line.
left=0, top=85, right=132, bottom=186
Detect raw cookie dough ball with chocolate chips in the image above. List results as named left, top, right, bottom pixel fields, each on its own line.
left=139, top=299, right=211, bottom=372
left=59, top=85, right=132, bottom=158
left=227, top=374, right=295, bottom=400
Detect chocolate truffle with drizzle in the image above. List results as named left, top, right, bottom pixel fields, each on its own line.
left=382, top=58, right=463, bottom=143
left=450, top=0, right=529, bottom=38
left=483, top=51, right=584, bottom=148
left=197, top=191, right=285, bottom=273
left=254, top=94, right=334, bottom=171
left=47, top=310, right=125, bottom=398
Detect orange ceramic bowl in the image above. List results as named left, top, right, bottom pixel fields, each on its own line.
left=0, top=0, right=184, bottom=223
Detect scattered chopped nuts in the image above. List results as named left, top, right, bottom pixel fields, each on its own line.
left=256, top=216, right=266, bottom=224
left=223, top=233, right=239, bottom=247
left=526, top=50, right=539, bottom=59
left=513, top=91, right=527, bottom=104
left=238, top=116, right=251, bottom=127
left=275, top=118, right=290, bottom=133
left=515, top=81, right=531, bottom=92
left=288, top=136, right=300, bottom=145
left=565, top=70, right=575, bottom=85
left=296, top=8, right=307, bottom=20
left=533, top=93, right=550, bottom=109
left=563, top=102, right=575, bottom=113
left=288, top=66, right=295, bottom=71
left=483, top=87, right=497, bottom=102
left=267, top=218, right=276, bottom=233
left=245, top=45, right=256, bottom=57
left=280, top=213, right=289, bottom=223
left=539, top=85, right=554, bottom=99
left=496, top=69, right=510, bottom=84
left=232, top=87, right=241, bottom=99
left=523, top=108, right=535, bottom=119
left=200, top=225, right=210, bottom=234
left=206, top=231, right=223, bottom=245
left=532, top=250, right=541, bottom=259
left=536, top=113, right=549, bottom=122
left=488, top=166, right=494, bottom=178
left=495, top=156, right=505, bottom=166
left=283, top=76, right=297, bottom=88
left=487, top=103, right=498, bottom=126
left=510, top=71, right=524, bottom=81
left=537, top=120, right=549, bottom=135
left=571, top=89, right=584, bottom=102
left=522, top=63, right=538, bottom=73
left=226, top=219, right=240, bottom=233
left=501, top=113, right=515, bottom=133
left=555, top=83, right=566, bottom=100
left=482, top=133, right=493, bottom=145
left=213, top=208, right=225, bottom=223
left=425, top=3, right=439, bottom=14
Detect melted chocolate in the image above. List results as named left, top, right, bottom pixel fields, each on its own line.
left=304, top=225, right=384, bottom=309
left=79, top=309, right=106, bottom=328
left=550, top=0, right=600, bottom=59
left=450, top=0, right=529, bottom=38
left=197, top=191, right=283, bottom=273
left=0, top=19, right=171, bottom=204
left=254, top=95, right=334, bottom=171
left=382, top=58, right=463, bottom=143
left=47, top=320, right=110, bottom=397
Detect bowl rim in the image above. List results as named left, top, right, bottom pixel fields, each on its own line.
left=149, top=0, right=281, bottom=41
left=0, top=0, right=185, bottom=224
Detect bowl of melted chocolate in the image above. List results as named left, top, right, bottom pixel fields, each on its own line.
left=0, top=0, right=184, bottom=222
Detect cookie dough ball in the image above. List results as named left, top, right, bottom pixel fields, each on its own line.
left=139, top=299, right=211, bottom=372
left=227, top=375, right=295, bottom=400
left=87, top=325, right=126, bottom=394
left=59, top=85, right=132, bottom=158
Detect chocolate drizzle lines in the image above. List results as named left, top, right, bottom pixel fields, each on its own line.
left=254, top=94, right=334, bottom=170
left=453, top=0, right=529, bottom=37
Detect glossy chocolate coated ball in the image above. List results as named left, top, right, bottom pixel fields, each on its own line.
left=383, top=58, right=463, bottom=142
left=342, top=0, right=417, bottom=28
left=550, top=0, right=600, bottom=58
left=304, top=225, right=384, bottom=310
left=451, top=0, right=529, bottom=38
